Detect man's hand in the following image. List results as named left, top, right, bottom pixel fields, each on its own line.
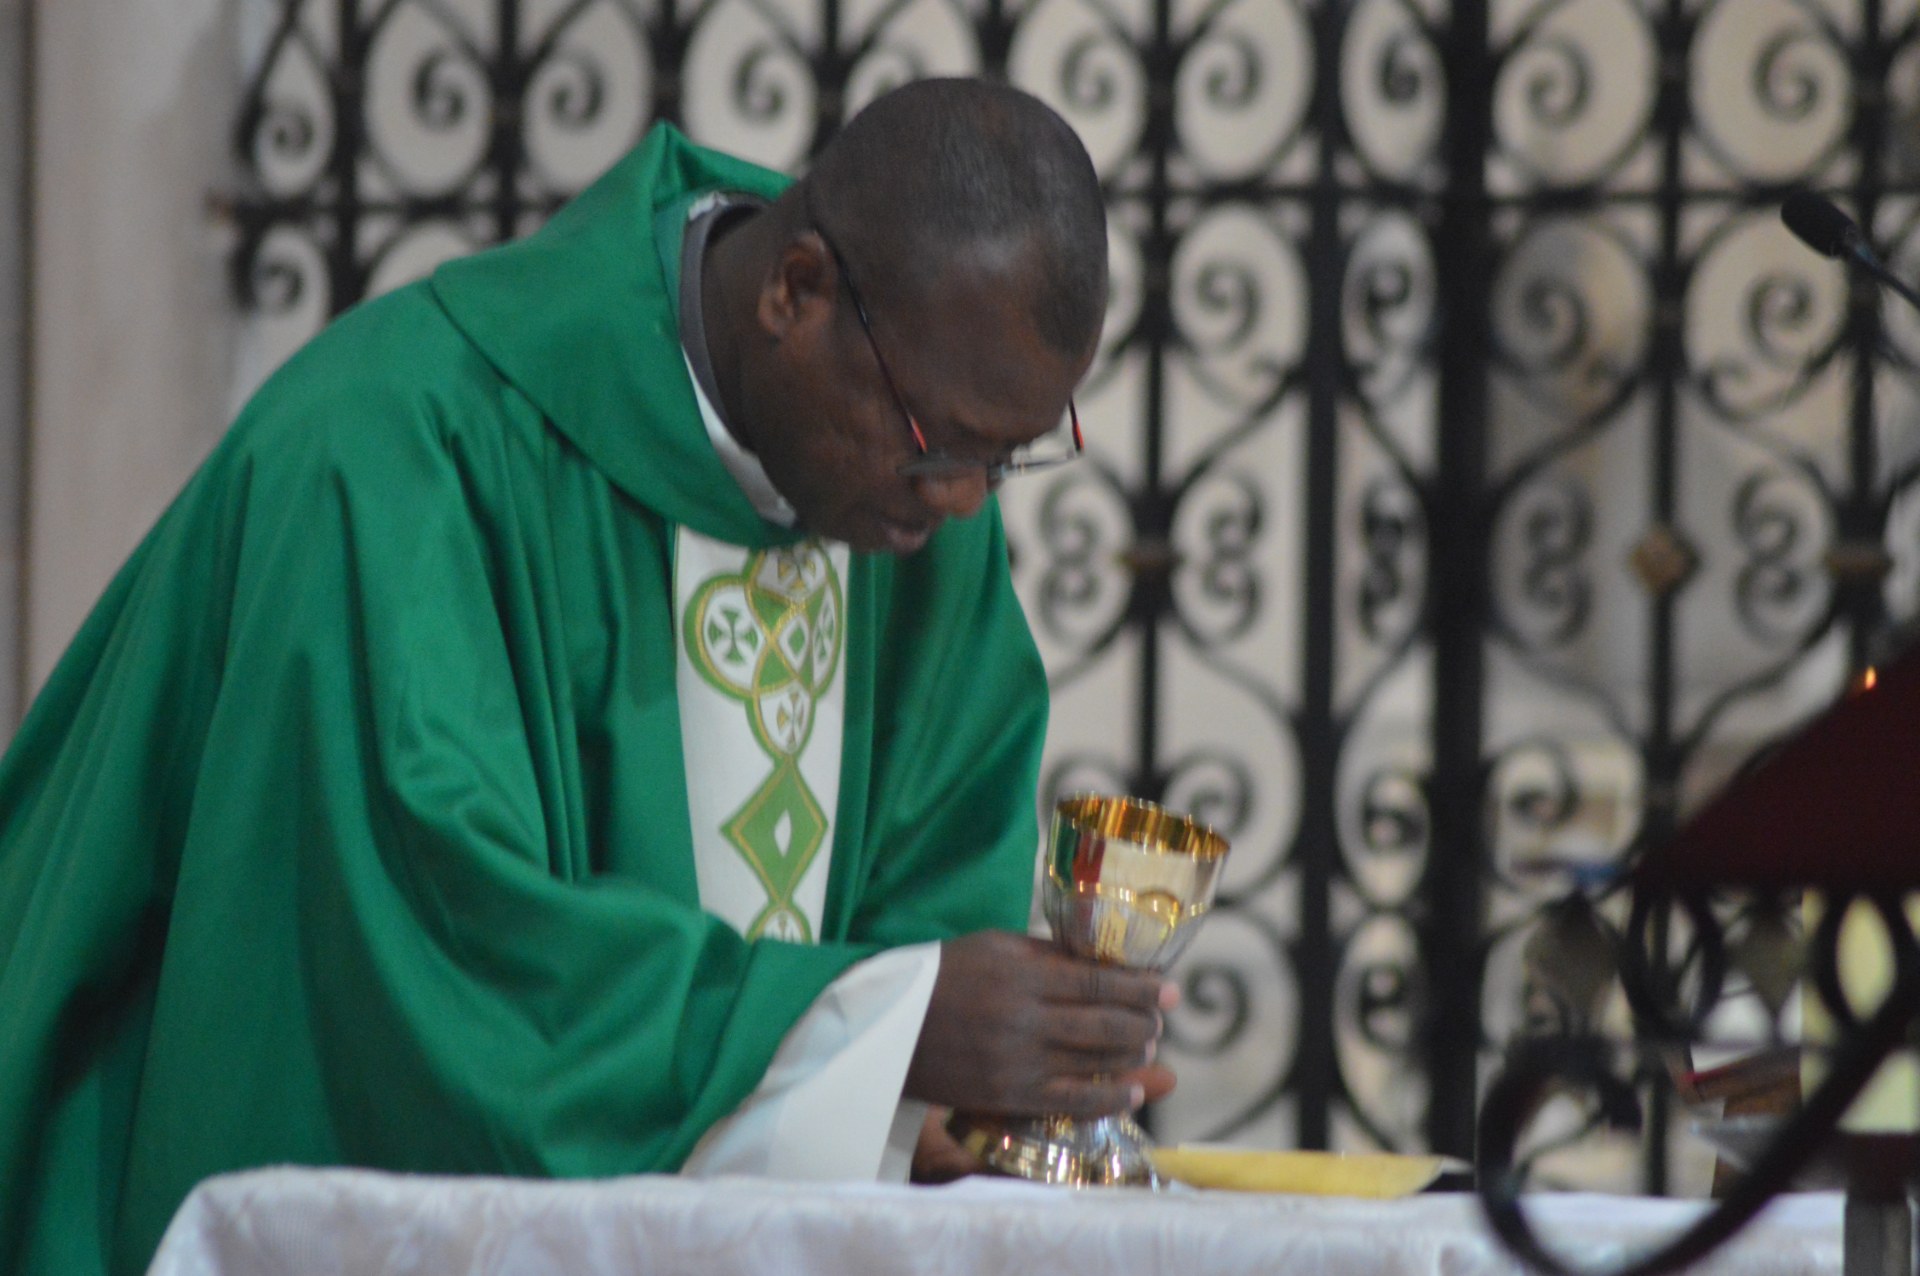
left=904, top=931, right=1179, bottom=1117
left=909, top=1106, right=985, bottom=1183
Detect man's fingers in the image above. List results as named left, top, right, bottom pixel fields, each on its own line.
left=911, top=932, right=1185, bottom=1118
left=1039, top=1062, right=1179, bottom=1117
left=1043, top=954, right=1166, bottom=1011
left=911, top=1107, right=989, bottom=1183
left=1041, top=1003, right=1162, bottom=1057
left=1122, top=1063, right=1177, bottom=1106
left=1040, top=1073, right=1152, bottom=1118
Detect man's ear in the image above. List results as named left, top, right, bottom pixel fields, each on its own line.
left=757, top=232, right=838, bottom=341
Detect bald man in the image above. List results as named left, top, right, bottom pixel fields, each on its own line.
left=0, top=79, right=1174, bottom=1276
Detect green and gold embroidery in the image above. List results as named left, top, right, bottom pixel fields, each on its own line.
left=682, top=543, right=844, bottom=941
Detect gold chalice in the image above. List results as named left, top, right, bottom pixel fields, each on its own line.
left=951, top=793, right=1231, bottom=1187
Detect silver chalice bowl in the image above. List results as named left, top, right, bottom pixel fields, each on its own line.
left=950, top=793, right=1230, bottom=1187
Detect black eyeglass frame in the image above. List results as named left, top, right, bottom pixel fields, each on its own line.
left=802, top=186, right=1085, bottom=483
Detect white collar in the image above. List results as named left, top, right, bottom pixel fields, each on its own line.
left=680, top=192, right=797, bottom=528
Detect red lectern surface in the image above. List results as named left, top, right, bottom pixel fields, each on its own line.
left=1646, top=645, right=1920, bottom=893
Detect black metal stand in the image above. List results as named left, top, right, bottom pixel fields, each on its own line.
left=1843, top=1191, right=1914, bottom=1276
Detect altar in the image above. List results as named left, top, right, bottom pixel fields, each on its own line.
left=147, top=1169, right=1844, bottom=1276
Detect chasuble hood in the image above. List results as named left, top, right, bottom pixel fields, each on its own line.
left=430, top=123, right=798, bottom=549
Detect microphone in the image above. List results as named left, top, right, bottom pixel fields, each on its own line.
left=1781, top=190, right=1860, bottom=258
left=1781, top=191, right=1920, bottom=313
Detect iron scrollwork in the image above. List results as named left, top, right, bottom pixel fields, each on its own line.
left=1731, top=467, right=1830, bottom=644
left=1504, top=477, right=1595, bottom=651
left=1357, top=477, right=1424, bottom=646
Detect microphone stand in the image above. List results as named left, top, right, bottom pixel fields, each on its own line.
left=1840, top=240, right=1920, bottom=315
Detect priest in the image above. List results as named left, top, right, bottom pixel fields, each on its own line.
left=0, top=78, right=1175, bottom=1276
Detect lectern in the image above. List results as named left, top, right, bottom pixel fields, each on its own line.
left=1476, top=647, right=1920, bottom=1276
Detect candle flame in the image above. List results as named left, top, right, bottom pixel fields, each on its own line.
left=1864, top=666, right=1879, bottom=691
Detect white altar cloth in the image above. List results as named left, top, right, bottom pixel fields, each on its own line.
left=147, top=1167, right=1844, bottom=1276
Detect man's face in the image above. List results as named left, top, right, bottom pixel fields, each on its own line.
left=742, top=247, right=1095, bottom=555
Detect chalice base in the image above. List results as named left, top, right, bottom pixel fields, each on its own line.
left=950, top=1110, right=1165, bottom=1188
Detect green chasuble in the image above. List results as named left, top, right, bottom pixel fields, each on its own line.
left=0, top=124, right=1047, bottom=1276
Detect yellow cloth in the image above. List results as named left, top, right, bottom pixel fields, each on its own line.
left=1148, top=1147, right=1464, bottom=1197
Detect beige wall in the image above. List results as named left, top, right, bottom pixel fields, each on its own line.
left=26, top=0, right=240, bottom=693
left=0, top=0, right=28, bottom=730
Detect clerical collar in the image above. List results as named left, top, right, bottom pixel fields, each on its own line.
left=679, top=191, right=797, bottom=528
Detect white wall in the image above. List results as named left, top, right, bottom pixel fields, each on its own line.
left=27, top=0, right=240, bottom=691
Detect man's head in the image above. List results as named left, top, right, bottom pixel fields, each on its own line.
left=704, top=78, right=1108, bottom=554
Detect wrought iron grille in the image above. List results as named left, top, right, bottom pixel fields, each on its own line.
left=228, top=0, right=1920, bottom=1189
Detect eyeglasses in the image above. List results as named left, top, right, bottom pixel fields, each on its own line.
left=804, top=191, right=1085, bottom=483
